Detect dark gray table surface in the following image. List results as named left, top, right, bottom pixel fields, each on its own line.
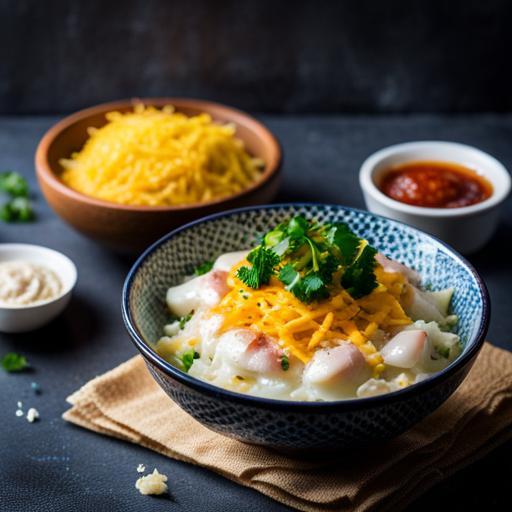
left=1, top=114, right=511, bottom=512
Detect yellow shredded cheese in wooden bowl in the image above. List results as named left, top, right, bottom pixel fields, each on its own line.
left=59, top=104, right=265, bottom=207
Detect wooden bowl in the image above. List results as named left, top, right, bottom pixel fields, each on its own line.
left=35, top=98, right=282, bottom=255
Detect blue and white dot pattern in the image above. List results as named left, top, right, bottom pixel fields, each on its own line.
left=124, top=204, right=489, bottom=452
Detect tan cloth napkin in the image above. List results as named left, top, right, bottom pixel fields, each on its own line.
left=63, top=342, right=512, bottom=512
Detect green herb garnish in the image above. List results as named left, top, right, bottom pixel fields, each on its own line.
left=181, top=350, right=200, bottom=372
left=242, top=216, right=379, bottom=303
left=0, top=172, right=29, bottom=197
left=325, top=223, right=361, bottom=266
left=168, top=310, right=195, bottom=330
left=281, top=354, right=290, bottom=371
left=1, top=197, right=34, bottom=222
left=194, top=260, right=214, bottom=276
left=279, top=265, right=329, bottom=304
left=179, top=310, right=194, bottom=329
left=169, top=314, right=181, bottom=324
left=2, top=353, right=30, bottom=372
left=236, top=245, right=280, bottom=289
left=435, top=346, right=451, bottom=359
left=340, top=245, right=378, bottom=300
left=0, top=172, right=34, bottom=223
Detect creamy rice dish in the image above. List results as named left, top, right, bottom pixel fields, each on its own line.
left=156, top=216, right=460, bottom=401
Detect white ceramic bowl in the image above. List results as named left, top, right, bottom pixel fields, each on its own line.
left=359, top=141, right=512, bottom=254
left=0, top=244, right=77, bottom=333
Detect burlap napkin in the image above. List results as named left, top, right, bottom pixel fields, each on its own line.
left=63, top=342, right=512, bottom=512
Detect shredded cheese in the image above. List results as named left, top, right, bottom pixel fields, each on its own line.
left=59, top=104, right=264, bottom=207
left=212, top=263, right=412, bottom=365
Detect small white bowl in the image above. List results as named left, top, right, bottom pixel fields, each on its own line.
left=359, top=141, right=512, bottom=254
left=0, top=244, right=77, bottom=333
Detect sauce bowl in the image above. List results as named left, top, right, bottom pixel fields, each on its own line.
left=0, top=244, right=77, bottom=333
left=122, top=203, right=489, bottom=454
left=359, top=141, right=511, bottom=254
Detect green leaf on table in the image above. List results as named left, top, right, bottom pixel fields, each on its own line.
left=0, top=171, right=29, bottom=197
left=2, top=353, right=30, bottom=372
left=1, top=197, right=34, bottom=222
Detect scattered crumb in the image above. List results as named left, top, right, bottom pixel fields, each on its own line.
left=17, top=401, right=22, bottom=409
left=15, top=409, right=24, bottom=417
left=27, top=408, right=39, bottom=423
left=135, top=468, right=168, bottom=495
left=137, top=464, right=145, bottom=473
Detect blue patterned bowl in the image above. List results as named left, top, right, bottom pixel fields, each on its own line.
left=122, top=204, right=490, bottom=454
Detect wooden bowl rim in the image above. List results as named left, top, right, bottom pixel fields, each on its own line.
left=34, top=97, right=282, bottom=212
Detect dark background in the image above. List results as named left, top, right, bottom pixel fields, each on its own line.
left=1, top=0, right=511, bottom=115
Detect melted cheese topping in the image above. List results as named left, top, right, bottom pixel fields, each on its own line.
left=157, top=251, right=461, bottom=402
left=211, top=260, right=412, bottom=373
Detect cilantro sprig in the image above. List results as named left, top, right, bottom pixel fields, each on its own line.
left=236, top=246, right=280, bottom=289
left=0, top=171, right=34, bottom=222
left=2, top=353, right=30, bottom=372
left=0, top=172, right=29, bottom=197
left=341, top=245, right=378, bottom=300
left=236, top=215, right=379, bottom=303
left=1, top=197, right=34, bottom=222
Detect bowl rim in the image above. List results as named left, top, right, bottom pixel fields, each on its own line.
left=34, top=97, right=282, bottom=213
left=0, top=243, right=77, bottom=310
left=359, top=140, right=512, bottom=218
left=122, top=203, right=490, bottom=413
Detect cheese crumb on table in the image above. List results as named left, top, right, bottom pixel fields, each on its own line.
left=137, top=464, right=145, bottom=473
left=135, top=468, right=168, bottom=495
left=15, top=409, right=23, bottom=417
left=26, top=408, right=39, bottom=422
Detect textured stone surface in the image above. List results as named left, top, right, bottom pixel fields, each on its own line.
left=0, top=113, right=511, bottom=510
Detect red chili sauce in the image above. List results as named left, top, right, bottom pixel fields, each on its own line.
left=380, top=161, right=493, bottom=208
